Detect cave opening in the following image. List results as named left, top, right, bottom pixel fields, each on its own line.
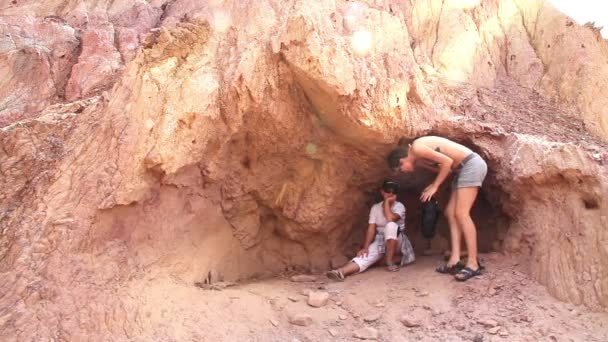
left=342, top=145, right=512, bottom=266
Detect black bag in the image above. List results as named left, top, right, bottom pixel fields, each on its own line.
left=420, top=199, right=441, bottom=239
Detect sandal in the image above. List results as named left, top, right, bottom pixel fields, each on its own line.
left=436, top=261, right=465, bottom=274
left=326, top=269, right=345, bottom=282
left=387, top=264, right=400, bottom=272
left=454, top=266, right=482, bottom=281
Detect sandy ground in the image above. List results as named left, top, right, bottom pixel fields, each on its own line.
left=131, top=253, right=608, bottom=341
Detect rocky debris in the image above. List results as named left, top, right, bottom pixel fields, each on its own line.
left=307, top=291, right=330, bottom=307
left=400, top=317, right=421, bottom=328
left=328, top=328, right=338, bottom=337
left=339, top=314, right=348, bottom=320
left=269, top=318, right=279, bottom=327
left=289, top=314, right=313, bottom=327
left=472, top=334, right=484, bottom=342
left=353, top=327, right=378, bottom=340
left=290, top=275, right=317, bottom=283
left=499, top=329, right=509, bottom=337
left=288, top=296, right=300, bottom=302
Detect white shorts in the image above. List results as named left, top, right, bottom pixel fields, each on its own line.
left=352, top=222, right=401, bottom=272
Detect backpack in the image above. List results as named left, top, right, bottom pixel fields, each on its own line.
left=420, top=199, right=441, bottom=239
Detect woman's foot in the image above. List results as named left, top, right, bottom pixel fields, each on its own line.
left=326, top=269, right=345, bottom=282
left=387, top=264, right=400, bottom=272
left=436, top=261, right=465, bottom=274
left=454, top=266, right=482, bottom=281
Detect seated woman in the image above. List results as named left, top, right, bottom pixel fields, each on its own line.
left=327, top=181, right=415, bottom=281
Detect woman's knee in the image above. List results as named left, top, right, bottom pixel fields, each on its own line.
left=454, top=209, right=472, bottom=225
left=385, top=222, right=399, bottom=240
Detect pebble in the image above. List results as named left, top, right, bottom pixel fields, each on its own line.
left=300, top=289, right=312, bottom=296
left=269, top=318, right=279, bottom=327
left=400, top=317, right=420, bottom=328
left=488, top=326, right=501, bottom=335
left=290, top=275, right=316, bottom=282
left=335, top=301, right=343, bottom=306
left=375, top=302, right=385, bottom=308
left=288, top=296, right=299, bottom=302
left=455, top=324, right=466, bottom=331
left=498, top=329, right=509, bottom=337
left=289, top=313, right=313, bottom=326
left=328, top=329, right=338, bottom=337
left=477, top=319, right=499, bottom=327
left=354, top=327, right=378, bottom=340
left=488, top=288, right=497, bottom=296
left=416, top=291, right=430, bottom=297
left=517, top=295, right=524, bottom=301
left=307, top=291, right=330, bottom=307
left=339, top=314, right=348, bottom=320
left=364, top=313, right=382, bottom=323
left=472, top=333, right=484, bottom=342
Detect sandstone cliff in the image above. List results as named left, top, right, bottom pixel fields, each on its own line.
left=1, top=0, right=607, bottom=339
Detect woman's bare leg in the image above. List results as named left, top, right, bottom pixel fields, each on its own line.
left=445, top=191, right=462, bottom=266
left=453, top=187, right=480, bottom=271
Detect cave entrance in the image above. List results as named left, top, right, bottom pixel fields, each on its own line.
left=345, top=156, right=511, bottom=262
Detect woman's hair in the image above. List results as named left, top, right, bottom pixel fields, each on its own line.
left=381, top=180, right=399, bottom=193
left=387, top=146, right=408, bottom=170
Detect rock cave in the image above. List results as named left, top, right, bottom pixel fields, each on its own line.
left=1, top=0, right=607, bottom=340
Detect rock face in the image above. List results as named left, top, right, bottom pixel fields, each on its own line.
left=0, top=0, right=607, bottom=340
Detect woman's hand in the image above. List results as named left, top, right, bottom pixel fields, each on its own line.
left=357, top=247, right=369, bottom=258
left=420, top=183, right=438, bottom=202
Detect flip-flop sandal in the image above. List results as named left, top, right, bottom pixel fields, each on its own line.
left=436, top=261, right=465, bottom=274
left=387, top=264, right=400, bottom=272
left=326, top=269, right=345, bottom=282
left=454, top=267, right=482, bottom=281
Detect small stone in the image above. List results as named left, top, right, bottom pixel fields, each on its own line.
left=477, top=319, right=499, bottom=327
left=354, top=327, right=378, bottom=340
left=269, top=318, right=279, bottom=327
left=400, top=317, right=420, bottom=328
left=517, top=295, right=524, bottom=301
left=488, top=288, right=497, bottom=296
left=423, top=305, right=432, bottom=311
left=335, top=301, right=343, bottom=306
left=288, top=296, right=299, bottom=302
left=290, top=275, right=317, bottom=282
left=364, top=312, right=382, bottom=323
left=300, top=288, right=312, bottom=296
left=328, top=329, right=338, bottom=337
left=289, top=313, right=313, bottom=326
left=416, top=291, right=429, bottom=297
left=472, top=333, right=484, bottom=342
left=498, top=329, right=509, bottom=337
left=375, top=302, right=385, bottom=308
left=488, top=326, right=501, bottom=335
left=455, top=324, right=466, bottom=331
left=339, top=314, right=348, bottom=320
left=307, top=291, right=330, bottom=307
left=457, top=295, right=464, bottom=299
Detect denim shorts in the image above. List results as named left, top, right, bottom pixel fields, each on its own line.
left=452, top=153, right=487, bottom=189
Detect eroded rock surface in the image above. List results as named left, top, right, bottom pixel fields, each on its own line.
left=1, top=0, right=607, bottom=339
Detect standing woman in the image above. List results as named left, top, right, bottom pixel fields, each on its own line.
left=387, top=136, right=488, bottom=281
